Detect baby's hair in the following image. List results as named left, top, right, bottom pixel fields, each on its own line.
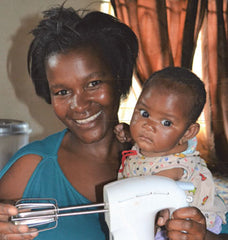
left=143, top=67, right=206, bottom=124
left=27, top=5, right=138, bottom=103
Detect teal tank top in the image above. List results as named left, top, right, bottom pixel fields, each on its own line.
left=0, top=129, right=107, bottom=240
left=221, top=213, right=228, bottom=233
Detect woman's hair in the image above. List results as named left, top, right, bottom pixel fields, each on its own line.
left=28, top=6, right=138, bottom=104
left=143, top=66, right=206, bottom=124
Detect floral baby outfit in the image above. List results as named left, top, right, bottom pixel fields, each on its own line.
left=118, top=138, right=226, bottom=230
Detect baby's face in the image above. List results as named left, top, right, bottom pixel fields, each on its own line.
left=130, top=86, right=190, bottom=157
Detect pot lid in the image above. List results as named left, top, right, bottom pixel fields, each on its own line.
left=0, top=119, right=30, bottom=135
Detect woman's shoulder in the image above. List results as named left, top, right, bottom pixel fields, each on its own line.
left=17, top=129, right=67, bottom=156
left=0, top=129, right=67, bottom=179
left=0, top=129, right=67, bottom=199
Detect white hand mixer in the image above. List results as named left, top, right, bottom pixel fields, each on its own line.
left=11, top=176, right=194, bottom=239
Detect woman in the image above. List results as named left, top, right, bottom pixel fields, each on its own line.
left=0, top=5, right=227, bottom=240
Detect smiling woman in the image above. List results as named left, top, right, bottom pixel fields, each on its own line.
left=0, top=5, right=138, bottom=240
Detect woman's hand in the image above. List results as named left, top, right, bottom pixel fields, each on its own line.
left=157, top=207, right=225, bottom=240
left=0, top=203, right=38, bottom=239
left=166, top=207, right=207, bottom=240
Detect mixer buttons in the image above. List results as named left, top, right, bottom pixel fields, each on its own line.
left=186, top=196, right=193, bottom=203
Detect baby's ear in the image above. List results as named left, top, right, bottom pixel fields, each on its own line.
left=179, top=123, right=200, bottom=144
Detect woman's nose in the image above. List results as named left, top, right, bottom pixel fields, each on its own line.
left=69, top=91, right=90, bottom=112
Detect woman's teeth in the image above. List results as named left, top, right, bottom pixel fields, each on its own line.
left=75, top=111, right=102, bottom=124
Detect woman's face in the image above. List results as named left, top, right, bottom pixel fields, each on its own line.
left=46, top=47, right=120, bottom=144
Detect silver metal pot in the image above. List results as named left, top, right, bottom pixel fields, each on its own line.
left=0, top=119, right=31, bottom=170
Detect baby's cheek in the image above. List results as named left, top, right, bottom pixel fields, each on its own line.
left=130, top=117, right=140, bottom=135
left=130, top=113, right=140, bottom=126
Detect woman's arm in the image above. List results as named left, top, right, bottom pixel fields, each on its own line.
left=206, top=232, right=228, bottom=240
left=218, top=234, right=228, bottom=240
left=0, top=154, right=41, bottom=200
left=0, top=154, right=41, bottom=239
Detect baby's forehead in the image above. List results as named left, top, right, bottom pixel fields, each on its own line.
left=141, top=83, right=194, bottom=112
left=144, top=80, right=193, bottom=97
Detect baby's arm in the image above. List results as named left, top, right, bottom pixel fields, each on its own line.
left=155, top=168, right=184, bottom=181
left=114, top=123, right=132, bottom=143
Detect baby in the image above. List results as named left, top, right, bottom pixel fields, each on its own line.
left=115, top=67, right=226, bottom=233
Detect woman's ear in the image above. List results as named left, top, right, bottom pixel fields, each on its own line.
left=179, top=123, right=200, bottom=145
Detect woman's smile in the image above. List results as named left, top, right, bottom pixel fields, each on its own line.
left=74, top=110, right=102, bottom=125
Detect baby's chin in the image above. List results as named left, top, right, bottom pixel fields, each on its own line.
left=139, top=148, right=162, bottom=158
left=139, top=145, right=180, bottom=158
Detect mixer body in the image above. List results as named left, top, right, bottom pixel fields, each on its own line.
left=103, top=175, right=194, bottom=240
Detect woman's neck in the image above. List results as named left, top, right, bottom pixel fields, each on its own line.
left=63, top=128, right=124, bottom=163
left=58, top=128, right=125, bottom=202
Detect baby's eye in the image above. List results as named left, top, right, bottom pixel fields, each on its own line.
left=139, top=109, right=149, bottom=118
left=161, top=119, right=172, bottom=127
left=88, top=80, right=102, bottom=88
left=54, top=89, right=69, bottom=96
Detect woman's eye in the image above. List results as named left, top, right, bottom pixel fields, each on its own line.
left=161, top=119, right=172, bottom=127
left=139, top=109, right=149, bottom=118
left=54, top=89, right=69, bottom=96
left=88, top=80, right=101, bottom=88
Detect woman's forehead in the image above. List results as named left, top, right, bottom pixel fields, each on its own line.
left=46, top=45, right=105, bottom=64
left=47, top=54, right=59, bottom=68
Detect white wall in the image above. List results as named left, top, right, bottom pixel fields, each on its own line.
left=0, top=0, right=102, bottom=141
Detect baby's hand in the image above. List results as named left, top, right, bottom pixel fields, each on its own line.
left=114, top=123, right=132, bottom=143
